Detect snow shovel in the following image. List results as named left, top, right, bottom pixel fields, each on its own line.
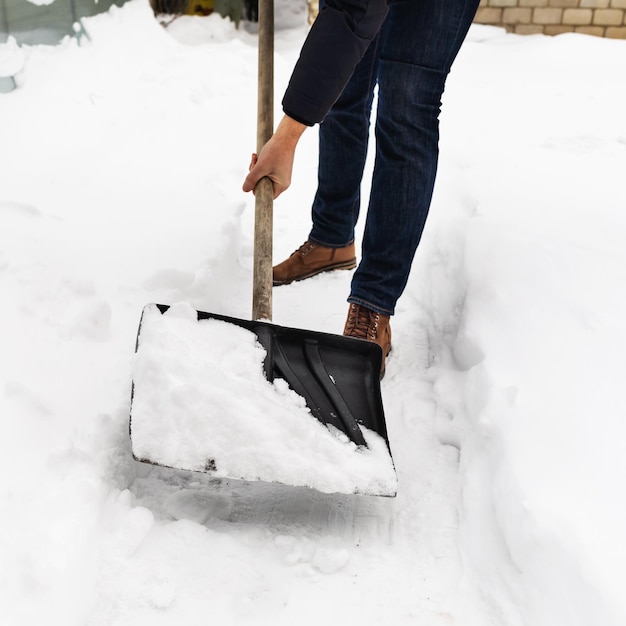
left=129, top=0, right=396, bottom=496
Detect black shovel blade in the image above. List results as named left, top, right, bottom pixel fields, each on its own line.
left=203, top=312, right=388, bottom=448
left=129, top=304, right=395, bottom=496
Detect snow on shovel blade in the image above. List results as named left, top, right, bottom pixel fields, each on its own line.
left=129, top=302, right=397, bottom=497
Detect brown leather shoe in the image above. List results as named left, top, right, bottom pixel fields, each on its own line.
left=343, top=303, right=392, bottom=379
left=273, top=241, right=357, bottom=286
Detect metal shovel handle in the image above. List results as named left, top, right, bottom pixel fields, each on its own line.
left=252, top=0, right=274, bottom=322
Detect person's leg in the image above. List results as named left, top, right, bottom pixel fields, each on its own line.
left=348, top=0, right=479, bottom=315
left=307, top=12, right=382, bottom=248
left=272, top=2, right=383, bottom=286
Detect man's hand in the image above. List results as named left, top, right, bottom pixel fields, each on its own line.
left=243, top=115, right=307, bottom=199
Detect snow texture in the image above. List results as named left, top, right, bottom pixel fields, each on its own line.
left=131, top=302, right=397, bottom=495
left=1, top=2, right=626, bottom=625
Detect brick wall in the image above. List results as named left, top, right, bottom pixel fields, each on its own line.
left=475, top=0, right=626, bottom=38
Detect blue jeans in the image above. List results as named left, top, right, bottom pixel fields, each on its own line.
left=309, top=0, right=479, bottom=316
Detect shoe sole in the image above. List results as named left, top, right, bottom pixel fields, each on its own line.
left=273, top=258, right=357, bottom=286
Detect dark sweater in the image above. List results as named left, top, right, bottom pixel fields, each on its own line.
left=282, top=0, right=389, bottom=126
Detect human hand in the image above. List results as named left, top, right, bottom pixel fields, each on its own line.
left=242, top=115, right=307, bottom=200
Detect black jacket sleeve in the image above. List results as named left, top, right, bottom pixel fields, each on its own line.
left=282, top=0, right=389, bottom=127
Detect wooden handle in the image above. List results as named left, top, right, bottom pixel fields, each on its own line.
left=252, top=0, right=274, bottom=322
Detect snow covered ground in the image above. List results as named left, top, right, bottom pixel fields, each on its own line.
left=1, top=2, right=626, bottom=624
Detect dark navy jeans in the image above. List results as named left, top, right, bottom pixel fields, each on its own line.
left=308, top=0, right=479, bottom=315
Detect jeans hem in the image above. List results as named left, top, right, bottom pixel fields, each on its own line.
left=308, top=235, right=355, bottom=249
left=347, top=296, right=394, bottom=317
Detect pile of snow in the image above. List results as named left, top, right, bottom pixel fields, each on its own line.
left=131, top=302, right=397, bottom=495
left=1, top=2, right=626, bottom=625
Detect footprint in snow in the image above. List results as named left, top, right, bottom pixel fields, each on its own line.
left=0, top=200, right=41, bottom=218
